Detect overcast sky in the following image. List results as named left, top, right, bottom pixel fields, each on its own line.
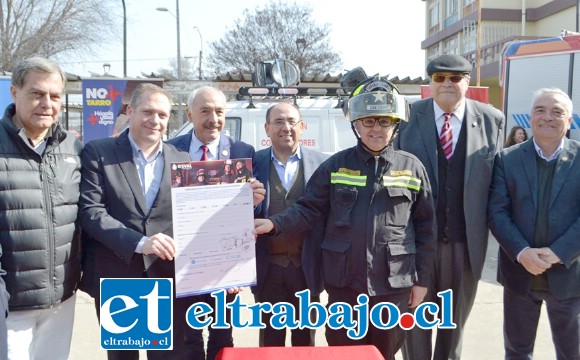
left=60, top=0, right=427, bottom=79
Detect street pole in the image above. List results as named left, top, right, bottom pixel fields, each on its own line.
left=122, top=0, right=127, bottom=77
left=194, top=26, right=203, bottom=80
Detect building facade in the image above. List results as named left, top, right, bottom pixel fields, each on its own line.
left=421, top=0, right=578, bottom=106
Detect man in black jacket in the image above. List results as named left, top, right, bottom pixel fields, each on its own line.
left=0, top=57, right=82, bottom=360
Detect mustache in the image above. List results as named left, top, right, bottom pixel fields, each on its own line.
left=203, top=123, right=223, bottom=130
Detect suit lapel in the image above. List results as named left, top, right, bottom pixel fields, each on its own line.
left=549, top=139, right=574, bottom=209
left=114, top=133, right=148, bottom=215
left=464, top=100, right=484, bottom=184
left=521, top=141, right=539, bottom=210
left=417, top=99, right=439, bottom=182
left=217, top=134, right=232, bottom=160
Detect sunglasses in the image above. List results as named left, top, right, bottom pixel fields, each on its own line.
left=431, top=74, right=465, bottom=83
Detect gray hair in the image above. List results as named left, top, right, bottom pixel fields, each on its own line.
left=187, top=86, right=226, bottom=108
left=531, top=88, right=573, bottom=114
left=11, top=57, right=66, bottom=90
left=130, top=83, right=172, bottom=108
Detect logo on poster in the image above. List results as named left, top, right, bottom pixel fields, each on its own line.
left=100, top=278, right=173, bottom=350
left=85, top=85, right=121, bottom=106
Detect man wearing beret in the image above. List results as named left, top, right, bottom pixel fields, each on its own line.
left=395, top=54, right=505, bottom=359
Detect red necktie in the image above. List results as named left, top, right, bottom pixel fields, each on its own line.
left=440, top=113, right=453, bottom=160
left=200, top=145, right=208, bottom=161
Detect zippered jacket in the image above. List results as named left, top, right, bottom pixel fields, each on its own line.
left=0, top=104, right=82, bottom=310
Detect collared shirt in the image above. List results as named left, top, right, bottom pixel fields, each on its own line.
left=433, top=99, right=466, bottom=155
left=128, top=133, right=164, bottom=212
left=188, top=131, right=219, bottom=160
left=533, top=138, right=565, bottom=162
left=13, top=116, right=52, bottom=155
left=271, top=146, right=302, bottom=191
left=128, top=133, right=164, bottom=254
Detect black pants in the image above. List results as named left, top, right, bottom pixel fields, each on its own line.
left=325, top=285, right=409, bottom=360
left=254, top=262, right=318, bottom=347
left=402, top=241, right=478, bottom=360
left=504, top=287, right=580, bottom=359
left=184, top=292, right=234, bottom=360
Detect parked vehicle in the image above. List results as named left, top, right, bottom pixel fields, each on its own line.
left=501, top=35, right=580, bottom=140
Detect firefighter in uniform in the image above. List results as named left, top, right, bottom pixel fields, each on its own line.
left=254, top=76, right=437, bottom=359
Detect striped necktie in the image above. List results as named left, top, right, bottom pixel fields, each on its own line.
left=200, top=145, right=208, bottom=161
left=440, top=113, right=453, bottom=160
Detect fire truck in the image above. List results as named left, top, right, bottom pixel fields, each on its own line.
left=501, top=35, right=580, bottom=140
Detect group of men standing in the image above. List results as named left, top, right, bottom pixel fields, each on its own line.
left=0, top=53, right=578, bottom=360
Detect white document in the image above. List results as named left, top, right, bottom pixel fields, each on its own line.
left=171, top=160, right=256, bottom=298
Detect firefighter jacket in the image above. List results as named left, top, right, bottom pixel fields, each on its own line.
left=269, top=141, right=436, bottom=296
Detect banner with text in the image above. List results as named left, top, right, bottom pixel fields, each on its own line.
left=82, top=79, right=163, bottom=143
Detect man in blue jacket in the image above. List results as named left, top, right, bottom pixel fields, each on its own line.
left=168, top=86, right=264, bottom=360
left=253, top=103, right=328, bottom=346
left=488, top=88, right=580, bottom=359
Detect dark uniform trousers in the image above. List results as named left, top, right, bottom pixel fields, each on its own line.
left=325, top=286, right=409, bottom=360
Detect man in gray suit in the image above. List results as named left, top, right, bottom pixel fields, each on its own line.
left=253, top=103, right=328, bottom=346
left=396, top=54, right=505, bottom=360
left=79, top=83, right=192, bottom=359
left=488, top=88, right=580, bottom=359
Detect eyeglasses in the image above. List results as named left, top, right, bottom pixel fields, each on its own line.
left=359, top=117, right=396, bottom=128
left=431, top=74, right=465, bottom=83
left=270, top=120, right=303, bottom=128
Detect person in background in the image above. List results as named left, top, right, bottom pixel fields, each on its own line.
left=488, top=88, right=580, bottom=359
left=504, top=125, right=529, bottom=147
left=395, top=54, right=505, bottom=360
left=253, top=103, right=329, bottom=347
left=254, top=76, right=436, bottom=360
left=168, top=86, right=265, bottom=360
left=0, top=57, right=82, bottom=360
left=79, top=83, right=192, bottom=359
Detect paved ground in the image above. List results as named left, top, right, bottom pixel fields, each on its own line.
left=69, top=237, right=557, bottom=359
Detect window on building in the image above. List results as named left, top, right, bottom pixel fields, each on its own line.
left=464, top=0, right=475, bottom=5
left=429, top=1, right=440, bottom=28
left=446, top=0, right=458, bottom=17
left=443, top=36, right=459, bottom=55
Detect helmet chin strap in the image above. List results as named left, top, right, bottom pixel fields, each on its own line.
left=350, top=122, right=401, bottom=155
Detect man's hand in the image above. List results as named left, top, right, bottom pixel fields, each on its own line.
left=408, top=285, right=428, bottom=308
left=519, top=248, right=552, bottom=275
left=538, top=247, right=562, bottom=265
left=249, top=178, right=266, bottom=207
left=254, top=219, right=274, bottom=235
left=141, top=233, right=176, bottom=261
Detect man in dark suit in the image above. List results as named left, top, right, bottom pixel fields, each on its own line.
left=168, top=86, right=264, bottom=360
left=395, top=54, right=505, bottom=360
left=79, top=83, right=192, bottom=360
left=253, top=103, right=328, bottom=346
left=488, top=88, right=580, bottom=359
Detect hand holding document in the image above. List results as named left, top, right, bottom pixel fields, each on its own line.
left=170, top=159, right=256, bottom=297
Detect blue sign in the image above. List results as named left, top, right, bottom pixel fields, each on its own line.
left=0, top=77, right=12, bottom=112
left=100, top=278, right=173, bottom=350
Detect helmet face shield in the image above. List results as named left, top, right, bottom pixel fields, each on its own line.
left=347, top=91, right=407, bottom=123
